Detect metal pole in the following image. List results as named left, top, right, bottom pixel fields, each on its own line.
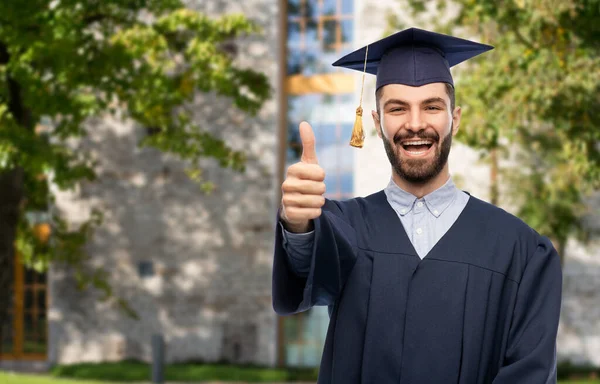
left=151, top=333, right=165, bottom=384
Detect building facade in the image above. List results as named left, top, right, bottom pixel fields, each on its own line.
left=1, top=0, right=599, bottom=370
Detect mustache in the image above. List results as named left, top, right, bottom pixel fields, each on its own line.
left=393, top=130, right=440, bottom=144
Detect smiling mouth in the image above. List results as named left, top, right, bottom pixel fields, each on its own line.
left=401, top=140, right=434, bottom=155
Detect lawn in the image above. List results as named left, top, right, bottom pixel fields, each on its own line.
left=2, top=372, right=600, bottom=384
left=1, top=372, right=107, bottom=384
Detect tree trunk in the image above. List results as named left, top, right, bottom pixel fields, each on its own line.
left=490, top=148, right=499, bottom=206
left=0, top=168, right=24, bottom=357
left=551, top=238, right=566, bottom=269
left=0, top=41, right=32, bottom=357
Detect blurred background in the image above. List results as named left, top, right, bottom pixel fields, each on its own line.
left=0, top=0, right=598, bottom=383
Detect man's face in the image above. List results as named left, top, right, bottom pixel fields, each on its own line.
left=372, top=83, right=461, bottom=184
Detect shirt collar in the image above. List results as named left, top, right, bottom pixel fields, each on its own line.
left=384, top=176, right=459, bottom=218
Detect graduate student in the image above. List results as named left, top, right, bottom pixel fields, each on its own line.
left=272, top=28, right=562, bottom=384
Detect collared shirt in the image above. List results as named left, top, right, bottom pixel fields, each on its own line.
left=282, top=176, right=470, bottom=274
left=384, top=176, right=470, bottom=258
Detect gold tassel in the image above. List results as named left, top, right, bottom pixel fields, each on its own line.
left=350, top=44, right=369, bottom=148
left=349, top=106, right=364, bottom=148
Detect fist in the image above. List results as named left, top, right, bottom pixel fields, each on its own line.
left=280, top=121, right=326, bottom=233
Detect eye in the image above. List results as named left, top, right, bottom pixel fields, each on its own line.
left=389, top=107, right=406, bottom=112
left=425, top=105, right=442, bottom=111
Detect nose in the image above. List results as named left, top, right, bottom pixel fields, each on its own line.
left=405, top=110, right=426, bottom=131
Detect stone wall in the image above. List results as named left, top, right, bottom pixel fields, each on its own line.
left=558, top=197, right=600, bottom=366
left=42, top=0, right=600, bottom=370
left=48, top=0, right=282, bottom=366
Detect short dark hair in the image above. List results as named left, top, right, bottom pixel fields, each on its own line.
left=376, top=83, right=455, bottom=115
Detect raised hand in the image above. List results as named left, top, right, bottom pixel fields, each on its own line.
left=280, top=121, right=326, bottom=233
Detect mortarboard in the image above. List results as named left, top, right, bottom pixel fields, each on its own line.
left=333, top=27, right=494, bottom=148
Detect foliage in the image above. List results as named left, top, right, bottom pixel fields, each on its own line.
left=49, top=360, right=319, bottom=382
left=7, top=359, right=592, bottom=383
left=391, top=0, right=600, bottom=254
left=0, top=0, right=270, bottom=317
left=558, top=360, right=600, bottom=381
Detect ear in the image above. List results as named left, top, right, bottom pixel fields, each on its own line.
left=451, top=106, right=462, bottom=136
left=371, top=110, right=382, bottom=138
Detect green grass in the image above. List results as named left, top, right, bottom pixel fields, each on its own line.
left=561, top=382, right=600, bottom=384
left=563, top=382, right=600, bottom=384
left=0, top=371, right=108, bottom=384
left=1, top=371, right=599, bottom=383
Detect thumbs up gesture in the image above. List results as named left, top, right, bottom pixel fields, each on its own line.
left=280, top=122, right=327, bottom=233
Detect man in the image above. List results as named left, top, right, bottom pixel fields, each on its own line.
left=272, top=28, right=562, bottom=383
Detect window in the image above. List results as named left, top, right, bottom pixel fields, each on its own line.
left=0, top=255, right=48, bottom=359
left=286, top=0, right=354, bottom=76
left=286, top=93, right=355, bottom=200
left=279, top=0, right=355, bottom=368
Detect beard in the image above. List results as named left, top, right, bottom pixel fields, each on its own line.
left=382, top=125, right=453, bottom=184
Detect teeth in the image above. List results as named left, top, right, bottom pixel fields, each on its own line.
left=403, top=140, right=432, bottom=145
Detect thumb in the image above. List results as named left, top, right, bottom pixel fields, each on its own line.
left=299, top=121, right=318, bottom=164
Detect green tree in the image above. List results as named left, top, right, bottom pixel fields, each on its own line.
left=390, top=0, right=600, bottom=263
left=0, top=0, right=270, bottom=354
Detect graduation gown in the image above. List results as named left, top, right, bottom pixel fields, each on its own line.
left=272, top=191, right=562, bottom=384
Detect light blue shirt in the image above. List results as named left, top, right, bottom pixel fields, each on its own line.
left=281, top=177, right=470, bottom=275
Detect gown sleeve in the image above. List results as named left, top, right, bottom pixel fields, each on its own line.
left=492, top=235, right=563, bottom=383
left=272, top=199, right=358, bottom=316
left=280, top=223, right=314, bottom=277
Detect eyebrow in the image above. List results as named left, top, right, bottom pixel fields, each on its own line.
left=383, top=99, right=409, bottom=109
left=422, top=97, right=447, bottom=105
left=384, top=97, right=447, bottom=109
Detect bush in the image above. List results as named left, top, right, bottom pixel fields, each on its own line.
left=50, top=361, right=319, bottom=382
left=51, top=360, right=600, bottom=382
left=51, top=361, right=150, bottom=381
left=558, top=360, right=600, bottom=380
